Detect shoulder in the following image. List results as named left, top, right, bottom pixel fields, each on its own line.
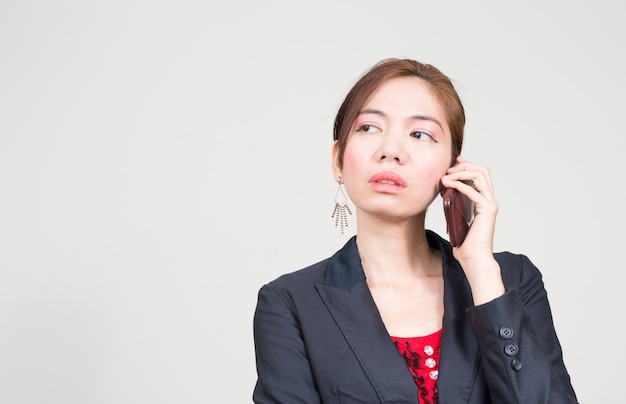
left=264, top=258, right=330, bottom=291
left=493, top=251, right=545, bottom=294
left=260, top=235, right=363, bottom=295
left=254, top=257, right=331, bottom=317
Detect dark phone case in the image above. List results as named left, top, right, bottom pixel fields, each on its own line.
left=442, top=187, right=473, bottom=247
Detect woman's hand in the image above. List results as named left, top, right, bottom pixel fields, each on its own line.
left=440, top=156, right=505, bottom=305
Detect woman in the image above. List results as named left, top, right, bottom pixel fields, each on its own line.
left=253, top=58, right=577, bottom=403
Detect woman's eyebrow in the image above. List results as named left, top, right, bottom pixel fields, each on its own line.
left=358, top=108, right=386, bottom=117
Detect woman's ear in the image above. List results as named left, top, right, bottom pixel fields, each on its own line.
left=331, top=141, right=342, bottom=179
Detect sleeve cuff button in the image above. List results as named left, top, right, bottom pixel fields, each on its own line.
left=499, top=326, right=514, bottom=339
left=504, top=343, right=519, bottom=356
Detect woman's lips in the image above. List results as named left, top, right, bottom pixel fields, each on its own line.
left=368, top=171, right=407, bottom=192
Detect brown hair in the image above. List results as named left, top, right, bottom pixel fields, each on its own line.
left=333, top=58, right=465, bottom=167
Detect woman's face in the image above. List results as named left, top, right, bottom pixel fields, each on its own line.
left=333, top=76, right=453, bottom=221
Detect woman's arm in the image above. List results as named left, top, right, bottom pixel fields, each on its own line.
left=467, top=254, right=578, bottom=403
left=253, top=284, right=322, bottom=404
left=443, top=157, right=577, bottom=402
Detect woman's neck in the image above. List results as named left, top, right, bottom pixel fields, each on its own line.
left=355, top=215, right=441, bottom=284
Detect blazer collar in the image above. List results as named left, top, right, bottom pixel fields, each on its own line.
left=322, top=235, right=364, bottom=289
left=318, top=230, right=480, bottom=402
left=322, top=230, right=463, bottom=289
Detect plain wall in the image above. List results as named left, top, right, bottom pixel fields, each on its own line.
left=1, top=0, right=624, bottom=402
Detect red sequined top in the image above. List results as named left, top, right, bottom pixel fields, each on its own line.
left=391, top=329, right=442, bottom=404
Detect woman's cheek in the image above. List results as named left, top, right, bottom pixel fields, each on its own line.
left=419, top=158, right=450, bottom=193
left=341, top=146, right=365, bottom=177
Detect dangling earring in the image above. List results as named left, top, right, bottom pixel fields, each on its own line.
left=331, top=176, right=352, bottom=235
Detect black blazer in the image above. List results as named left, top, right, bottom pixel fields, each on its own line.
left=253, top=231, right=577, bottom=403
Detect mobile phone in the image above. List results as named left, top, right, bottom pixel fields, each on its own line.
left=442, top=186, right=474, bottom=247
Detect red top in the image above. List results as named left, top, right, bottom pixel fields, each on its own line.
left=391, top=329, right=442, bottom=404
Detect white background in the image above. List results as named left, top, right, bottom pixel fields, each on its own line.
left=1, top=1, right=623, bottom=402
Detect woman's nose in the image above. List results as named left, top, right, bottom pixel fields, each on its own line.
left=377, top=133, right=406, bottom=163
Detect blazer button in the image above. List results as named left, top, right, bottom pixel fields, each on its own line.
left=511, top=357, right=523, bottom=371
left=499, top=326, right=514, bottom=339
left=504, top=343, right=519, bottom=356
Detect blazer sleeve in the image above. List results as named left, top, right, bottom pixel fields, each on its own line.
left=466, top=254, right=578, bottom=403
left=253, top=283, right=322, bottom=404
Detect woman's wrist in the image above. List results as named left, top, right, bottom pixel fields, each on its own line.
left=460, top=257, right=506, bottom=306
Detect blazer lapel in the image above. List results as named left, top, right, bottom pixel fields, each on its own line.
left=315, top=237, right=417, bottom=402
left=431, top=232, right=481, bottom=403
left=315, top=233, right=481, bottom=403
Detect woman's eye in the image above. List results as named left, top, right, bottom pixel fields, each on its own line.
left=356, top=124, right=379, bottom=133
left=411, top=131, right=436, bottom=142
